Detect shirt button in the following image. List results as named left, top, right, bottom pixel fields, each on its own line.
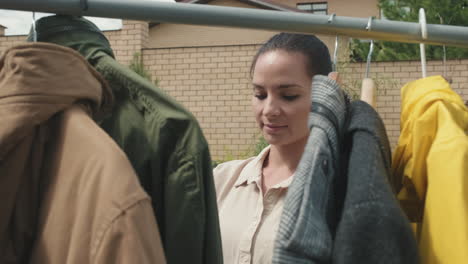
left=322, top=159, right=329, bottom=174
left=241, top=254, right=249, bottom=263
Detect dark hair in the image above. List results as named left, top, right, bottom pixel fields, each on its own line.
left=250, top=33, right=332, bottom=78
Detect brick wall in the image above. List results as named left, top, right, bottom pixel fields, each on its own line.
left=143, top=45, right=468, bottom=160
left=1, top=21, right=467, bottom=161
left=107, top=20, right=149, bottom=65
left=143, top=45, right=261, bottom=160
left=340, top=60, right=468, bottom=148
left=0, top=35, right=28, bottom=53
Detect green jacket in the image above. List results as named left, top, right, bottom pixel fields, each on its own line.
left=31, top=15, right=223, bottom=264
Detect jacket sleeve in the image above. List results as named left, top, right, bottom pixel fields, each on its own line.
left=332, top=103, right=418, bottom=264
left=93, top=198, right=166, bottom=264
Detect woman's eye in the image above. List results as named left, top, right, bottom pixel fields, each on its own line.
left=283, top=95, right=299, bottom=101
left=254, top=94, right=267, bottom=100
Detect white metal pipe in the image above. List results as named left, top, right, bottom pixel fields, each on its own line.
left=1, top=0, right=468, bottom=48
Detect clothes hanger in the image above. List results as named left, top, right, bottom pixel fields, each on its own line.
left=437, top=16, right=453, bottom=84
left=443, top=44, right=447, bottom=78
left=360, top=16, right=376, bottom=108
left=32, top=11, right=37, bottom=42
left=327, top=14, right=341, bottom=82
left=419, top=8, right=427, bottom=78
left=333, top=34, right=338, bottom=72
left=327, top=13, right=337, bottom=71
left=441, top=45, right=453, bottom=83
left=328, top=34, right=342, bottom=82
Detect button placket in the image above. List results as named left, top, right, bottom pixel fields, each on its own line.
left=238, top=183, right=265, bottom=263
left=263, top=190, right=277, bottom=213
left=239, top=252, right=250, bottom=264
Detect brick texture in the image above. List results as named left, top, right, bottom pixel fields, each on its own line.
left=143, top=45, right=261, bottom=160
left=107, top=20, right=150, bottom=65
left=145, top=47, right=468, bottom=159
left=0, top=35, right=28, bottom=53
left=339, top=61, right=468, bottom=150
left=1, top=21, right=467, bottom=161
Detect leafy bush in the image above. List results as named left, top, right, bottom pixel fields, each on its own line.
left=212, top=135, right=269, bottom=168
left=129, top=52, right=159, bottom=85
left=350, top=0, right=468, bottom=62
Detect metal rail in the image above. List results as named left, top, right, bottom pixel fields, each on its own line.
left=1, top=0, right=468, bottom=48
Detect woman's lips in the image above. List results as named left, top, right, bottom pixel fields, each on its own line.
left=264, top=124, right=287, bottom=133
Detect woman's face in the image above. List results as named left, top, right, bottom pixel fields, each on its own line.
left=252, top=50, right=312, bottom=148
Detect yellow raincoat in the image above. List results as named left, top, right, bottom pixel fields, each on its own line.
left=392, top=75, right=468, bottom=264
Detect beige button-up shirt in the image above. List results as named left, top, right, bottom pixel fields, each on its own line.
left=214, top=146, right=292, bottom=264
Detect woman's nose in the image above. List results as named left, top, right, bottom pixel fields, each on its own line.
left=264, top=97, right=281, bottom=117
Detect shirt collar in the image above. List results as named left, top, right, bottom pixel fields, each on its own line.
left=271, top=175, right=293, bottom=189
left=234, top=145, right=270, bottom=188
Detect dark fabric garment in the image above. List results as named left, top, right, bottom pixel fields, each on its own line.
left=332, top=100, right=418, bottom=264
left=273, top=75, right=349, bottom=263
left=30, top=15, right=223, bottom=264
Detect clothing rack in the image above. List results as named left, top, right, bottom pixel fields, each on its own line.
left=1, top=0, right=468, bottom=48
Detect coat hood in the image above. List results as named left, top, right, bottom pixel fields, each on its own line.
left=392, top=75, right=468, bottom=199
left=0, top=42, right=113, bottom=160
left=28, top=15, right=114, bottom=64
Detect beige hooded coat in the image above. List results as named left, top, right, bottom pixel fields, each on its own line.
left=0, top=43, right=165, bottom=264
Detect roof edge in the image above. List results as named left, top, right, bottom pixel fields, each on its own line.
left=175, top=0, right=300, bottom=12
left=149, top=0, right=301, bottom=27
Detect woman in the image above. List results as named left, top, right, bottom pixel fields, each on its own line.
left=213, top=33, right=333, bottom=264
